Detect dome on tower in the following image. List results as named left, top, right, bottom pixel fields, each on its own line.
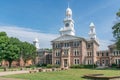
left=66, top=7, right=72, bottom=17
left=90, top=22, right=95, bottom=27
left=33, top=38, right=39, bottom=42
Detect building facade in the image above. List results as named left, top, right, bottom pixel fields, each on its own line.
left=37, top=49, right=52, bottom=65
left=51, top=6, right=120, bottom=68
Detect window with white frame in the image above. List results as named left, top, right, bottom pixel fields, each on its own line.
left=74, top=49, right=79, bottom=56
left=74, top=59, right=80, bottom=64
left=64, top=43, right=69, bottom=47
left=97, top=52, right=99, bottom=56
left=64, top=49, right=68, bottom=56
left=88, top=59, right=92, bottom=64
left=87, top=51, right=92, bottom=56
left=88, top=60, right=90, bottom=64
left=73, top=41, right=80, bottom=47
left=113, top=50, right=120, bottom=56
left=55, top=43, right=61, bottom=48
left=55, top=50, right=60, bottom=57
left=55, top=60, right=60, bottom=64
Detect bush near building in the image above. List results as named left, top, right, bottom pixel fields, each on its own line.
left=70, top=64, right=97, bottom=69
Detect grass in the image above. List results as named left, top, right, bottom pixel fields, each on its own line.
left=2, top=69, right=120, bottom=80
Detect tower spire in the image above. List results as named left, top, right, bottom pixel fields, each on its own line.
left=59, top=1, right=75, bottom=36
left=88, top=22, right=99, bottom=44
left=89, top=22, right=96, bottom=40
left=33, top=38, right=40, bottom=50
left=68, top=0, right=69, bottom=8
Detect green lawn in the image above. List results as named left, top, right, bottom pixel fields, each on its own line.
left=3, top=69, right=120, bottom=80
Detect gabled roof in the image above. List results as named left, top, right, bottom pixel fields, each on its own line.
left=108, top=43, right=116, bottom=48
left=87, top=39, right=100, bottom=46
left=51, top=34, right=86, bottom=42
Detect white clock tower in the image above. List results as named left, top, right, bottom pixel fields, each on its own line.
left=89, top=22, right=99, bottom=44
left=59, top=6, right=75, bottom=36
left=89, top=22, right=96, bottom=40
left=33, top=38, right=40, bottom=50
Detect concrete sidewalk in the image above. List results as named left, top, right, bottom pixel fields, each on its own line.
left=0, top=71, right=29, bottom=80
left=0, top=77, right=27, bottom=80
left=0, top=71, right=29, bottom=76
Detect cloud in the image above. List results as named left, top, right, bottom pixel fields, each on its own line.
left=0, top=26, right=58, bottom=48
left=99, top=39, right=113, bottom=50
left=0, top=25, right=113, bottom=50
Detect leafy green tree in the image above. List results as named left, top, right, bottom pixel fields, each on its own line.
left=0, top=31, right=36, bottom=67
left=3, top=37, right=20, bottom=68
left=20, top=42, right=36, bottom=66
left=0, top=32, right=7, bottom=36
left=112, top=9, right=120, bottom=49
left=0, top=32, right=9, bottom=64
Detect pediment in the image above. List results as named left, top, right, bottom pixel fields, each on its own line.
left=52, top=35, right=85, bottom=42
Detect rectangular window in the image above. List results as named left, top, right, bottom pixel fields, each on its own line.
left=64, top=49, right=68, bottom=56
left=90, top=52, right=92, bottom=56
left=90, top=60, right=92, bottom=64
left=106, top=60, right=108, bottom=65
left=88, top=60, right=89, bottom=64
left=74, top=49, right=79, bottom=56
left=114, top=51, right=115, bottom=56
left=97, top=52, right=99, bottom=56
left=55, top=43, right=61, bottom=48
left=55, top=60, right=60, bottom=64
left=55, top=50, right=60, bottom=57
left=64, top=43, right=69, bottom=47
left=73, top=41, right=80, bottom=47
left=115, top=59, right=117, bottom=64
left=106, top=52, right=108, bottom=56
left=102, top=53, right=104, bottom=56
left=87, top=52, right=89, bottom=56
left=116, top=51, right=118, bottom=56
left=74, top=59, right=80, bottom=64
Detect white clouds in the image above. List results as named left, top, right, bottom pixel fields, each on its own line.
left=0, top=26, right=58, bottom=48
left=0, top=25, right=113, bottom=50
left=99, top=39, right=113, bottom=50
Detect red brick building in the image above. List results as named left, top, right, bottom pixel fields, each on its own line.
left=51, top=6, right=120, bottom=68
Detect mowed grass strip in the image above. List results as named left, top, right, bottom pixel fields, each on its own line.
left=3, top=69, right=120, bottom=80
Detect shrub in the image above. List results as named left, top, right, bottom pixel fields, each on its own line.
left=70, top=64, right=97, bottom=69
left=70, top=65, right=85, bottom=68
left=53, top=65, right=60, bottom=68
left=46, top=64, right=53, bottom=68
left=84, top=64, right=97, bottom=68
left=111, top=63, right=117, bottom=68
left=41, top=64, right=47, bottom=67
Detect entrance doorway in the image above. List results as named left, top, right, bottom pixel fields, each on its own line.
left=64, top=59, right=68, bottom=67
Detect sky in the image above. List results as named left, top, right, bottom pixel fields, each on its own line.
left=0, top=0, right=120, bottom=50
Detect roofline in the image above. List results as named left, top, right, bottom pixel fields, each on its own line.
left=51, top=34, right=87, bottom=43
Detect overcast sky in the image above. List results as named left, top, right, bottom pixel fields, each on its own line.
left=0, top=0, right=120, bottom=50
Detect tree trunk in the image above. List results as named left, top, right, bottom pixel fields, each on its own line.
left=9, top=61, right=12, bottom=68
left=24, top=60, right=26, bottom=67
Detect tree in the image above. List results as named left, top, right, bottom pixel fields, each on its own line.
left=112, top=9, right=120, bottom=50
left=0, top=32, right=20, bottom=68
left=20, top=42, right=36, bottom=66
left=3, top=37, right=20, bottom=68
left=0, top=32, right=9, bottom=64
left=0, top=31, right=36, bottom=67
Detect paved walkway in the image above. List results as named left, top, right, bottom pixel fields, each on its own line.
left=0, top=71, right=29, bottom=76
left=0, top=77, right=26, bottom=80
left=0, top=70, right=29, bottom=80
